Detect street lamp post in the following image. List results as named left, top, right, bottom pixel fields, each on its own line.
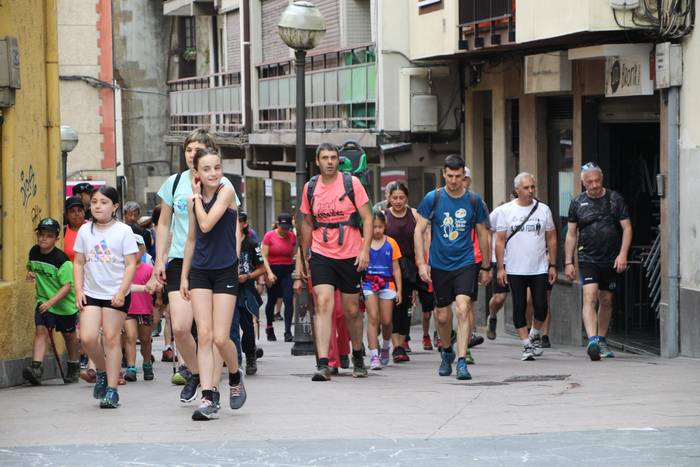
left=60, top=125, right=79, bottom=194
left=278, top=1, right=326, bottom=356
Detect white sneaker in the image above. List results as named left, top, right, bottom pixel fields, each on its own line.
left=521, top=344, right=536, bottom=361
left=529, top=335, right=544, bottom=357
left=370, top=355, right=382, bottom=370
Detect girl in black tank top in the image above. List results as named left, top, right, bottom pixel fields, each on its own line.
left=181, top=148, right=247, bottom=421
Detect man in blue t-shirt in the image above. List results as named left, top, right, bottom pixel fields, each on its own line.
left=414, top=154, right=492, bottom=381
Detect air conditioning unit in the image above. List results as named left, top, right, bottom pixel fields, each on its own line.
left=609, top=0, right=639, bottom=10
left=411, top=94, right=438, bottom=133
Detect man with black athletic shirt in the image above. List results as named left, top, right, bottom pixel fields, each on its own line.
left=565, top=163, right=632, bottom=361
left=495, top=173, right=557, bottom=361
left=414, top=155, right=491, bottom=381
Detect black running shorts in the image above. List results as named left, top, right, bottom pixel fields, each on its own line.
left=85, top=294, right=132, bottom=313
left=165, top=258, right=184, bottom=294
left=431, top=263, right=480, bottom=308
left=188, top=264, right=239, bottom=295
left=34, top=308, right=78, bottom=333
left=579, top=262, right=619, bottom=292
left=309, top=252, right=362, bottom=294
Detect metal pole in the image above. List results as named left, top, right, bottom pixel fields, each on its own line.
left=663, top=86, right=680, bottom=357
left=292, top=48, right=315, bottom=356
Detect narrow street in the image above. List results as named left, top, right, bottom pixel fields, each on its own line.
left=2, top=322, right=699, bottom=466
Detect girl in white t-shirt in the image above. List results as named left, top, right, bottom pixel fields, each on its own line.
left=73, top=186, right=138, bottom=409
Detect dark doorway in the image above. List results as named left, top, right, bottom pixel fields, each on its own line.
left=598, top=120, right=661, bottom=354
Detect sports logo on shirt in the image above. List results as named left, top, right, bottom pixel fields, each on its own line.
left=89, top=240, right=113, bottom=263
left=441, top=212, right=458, bottom=241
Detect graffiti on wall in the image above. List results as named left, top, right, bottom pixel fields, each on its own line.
left=31, top=205, right=43, bottom=227
left=20, top=165, right=37, bottom=208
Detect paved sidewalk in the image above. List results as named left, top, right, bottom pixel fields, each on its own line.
left=1, top=321, right=699, bottom=465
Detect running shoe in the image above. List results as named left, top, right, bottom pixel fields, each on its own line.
left=330, top=366, right=339, bottom=375
left=161, top=347, right=174, bottom=362
left=466, top=349, right=475, bottom=365
left=284, top=331, right=293, bottom=342
left=529, top=334, right=544, bottom=356
left=370, top=355, right=382, bottom=370
left=402, top=340, right=412, bottom=353
left=468, top=334, right=484, bottom=348
left=212, top=389, right=221, bottom=409
left=66, top=361, right=80, bottom=383
left=180, top=373, right=200, bottom=403
left=379, top=347, right=390, bottom=366
left=352, top=355, right=368, bottom=378
left=80, top=368, right=96, bottom=384
left=118, top=371, right=126, bottom=385
left=339, top=354, right=350, bottom=369
left=192, top=398, right=219, bottom=421
left=439, top=349, right=455, bottom=376
left=22, top=363, right=43, bottom=386
left=256, top=347, right=264, bottom=359
left=93, top=371, right=108, bottom=399
left=312, top=365, right=332, bottom=381
left=99, top=387, right=119, bottom=409
left=143, top=363, right=154, bottom=381
left=79, top=354, right=89, bottom=369
left=487, top=318, right=497, bottom=340
left=172, top=365, right=191, bottom=385
left=266, top=326, right=277, bottom=341
left=587, top=339, right=602, bottom=361
left=229, top=371, right=247, bottom=409
left=245, top=353, right=257, bottom=376
left=392, top=347, right=410, bottom=363
left=456, top=358, right=472, bottom=380
left=521, top=344, right=536, bottom=361
left=422, top=335, right=433, bottom=351
left=598, top=339, right=615, bottom=358
left=541, top=335, right=551, bottom=348
left=124, top=367, right=137, bottom=382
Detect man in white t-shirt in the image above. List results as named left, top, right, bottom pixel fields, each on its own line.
left=495, top=172, right=557, bottom=361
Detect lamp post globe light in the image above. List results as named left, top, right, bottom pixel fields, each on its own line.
left=60, top=125, right=79, bottom=193
left=278, top=1, right=326, bottom=356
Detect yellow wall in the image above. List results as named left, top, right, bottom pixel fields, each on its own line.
left=517, top=0, right=634, bottom=43
left=0, top=0, right=62, bottom=363
left=409, top=1, right=460, bottom=60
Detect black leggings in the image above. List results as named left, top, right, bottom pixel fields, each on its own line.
left=265, top=264, right=294, bottom=333
left=393, top=277, right=434, bottom=336
left=230, top=305, right=255, bottom=364
left=508, top=273, right=549, bottom=329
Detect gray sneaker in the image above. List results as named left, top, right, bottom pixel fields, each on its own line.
left=598, top=339, right=615, bottom=358
left=529, top=334, right=544, bottom=356
left=192, top=398, right=219, bottom=421
left=521, top=344, right=536, bottom=361
left=487, top=318, right=497, bottom=340
left=352, top=355, right=368, bottom=378
left=312, top=365, right=332, bottom=381
left=229, top=372, right=247, bottom=410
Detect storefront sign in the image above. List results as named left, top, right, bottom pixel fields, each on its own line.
left=524, top=52, right=572, bottom=94
left=605, top=55, right=654, bottom=97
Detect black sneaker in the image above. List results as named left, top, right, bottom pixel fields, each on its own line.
left=93, top=370, right=108, bottom=399
left=266, top=327, right=277, bottom=341
left=99, top=387, right=119, bottom=409
left=468, top=334, right=484, bottom=348
left=256, top=347, right=264, bottom=359
left=312, top=365, right=332, bottom=381
left=192, top=397, right=219, bottom=421
left=66, top=361, right=80, bottom=383
left=229, top=372, right=247, bottom=410
left=352, top=355, right=368, bottom=378
left=284, top=331, right=293, bottom=342
left=487, top=318, right=497, bottom=340
left=22, top=363, right=43, bottom=386
left=212, top=389, right=221, bottom=409
left=143, top=363, right=154, bottom=381
left=541, top=335, right=551, bottom=348
left=245, top=353, right=257, bottom=376
left=180, top=374, right=200, bottom=403
left=339, top=354, right=350, bottom=369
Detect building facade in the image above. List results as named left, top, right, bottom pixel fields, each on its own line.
left=0, top=0, right=65, bottom=386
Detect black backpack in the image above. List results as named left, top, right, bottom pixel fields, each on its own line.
left=306, top=171, right=361, bottom=246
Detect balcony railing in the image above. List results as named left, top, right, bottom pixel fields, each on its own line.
left=458, top=0, right=515, bottom=49
left=167, top=71, right=242, bottom=135
left=256, top=44, right=376, bottom=131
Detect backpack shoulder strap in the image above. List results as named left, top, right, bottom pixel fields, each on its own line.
left=339, top=172, right=357, bottom=210
left=428, top=188, right=442, bottom=222
left=307, top=175, right=319, bottom=214
left=172, top=171, right=183, bottom=198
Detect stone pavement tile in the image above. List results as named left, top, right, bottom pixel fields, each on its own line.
left=1, top=426, right=700, bottom=466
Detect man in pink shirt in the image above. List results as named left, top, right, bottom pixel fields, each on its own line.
left=296, top=143, right=373, bottom=381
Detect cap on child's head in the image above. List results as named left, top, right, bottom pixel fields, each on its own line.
left=36, top=217, right=60, bottom=235
left=64, top=196, right=84, bottom=211
left=72, top=182, right=94, bottom=196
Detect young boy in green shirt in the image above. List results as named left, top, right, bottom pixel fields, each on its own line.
left=24, top=218, right=80, bottom=384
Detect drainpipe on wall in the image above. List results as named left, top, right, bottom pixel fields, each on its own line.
left=242, top=0, right=252, bottom=134
left=663, top=86, right=680, bottom=358
left=45, top=0, right=62, bottom=222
